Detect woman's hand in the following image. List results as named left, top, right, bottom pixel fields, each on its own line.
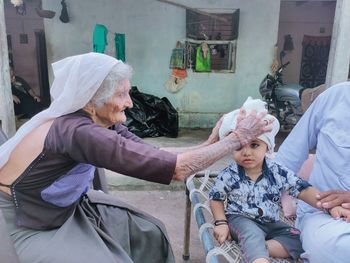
left=33, top=95, right=41, bottom=102
left=12, top=95, right=21, bottom=104
left=213, top=224, right=231, bottom=245
left=28, top=88, right=41, bottom=102
left=316, top=190, right=350, bottom=209
left=172, top=110, right=272, bottom=181
left=233, top=108, right=272, bottom=146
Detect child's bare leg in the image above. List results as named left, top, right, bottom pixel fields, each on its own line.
left=266, top=239, right=289, bottom=258
left=252, top=258, right=269, bottom=263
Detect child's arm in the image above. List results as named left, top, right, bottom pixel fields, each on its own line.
left=299, top=187, right=350, bottom=222
left=297, top=186, right=320, bottom=208
left=209, top=200, right=231, bottom=244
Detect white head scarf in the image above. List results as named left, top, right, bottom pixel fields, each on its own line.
left=219, top=97, right=280, bottom=153
left=0, top=52, right=121, bottom=168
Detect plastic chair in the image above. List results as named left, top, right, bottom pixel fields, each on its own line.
left=300, top=84, right=326, bottom=113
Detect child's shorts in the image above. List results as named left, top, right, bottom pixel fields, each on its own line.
left=227, top=214, right=303, bottom=263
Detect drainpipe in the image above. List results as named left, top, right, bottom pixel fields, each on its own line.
left=0, top=0, right=16, bottom=137
left=325, top=0, right=350, bottom=88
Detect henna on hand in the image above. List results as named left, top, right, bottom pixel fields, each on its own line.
left=173, top=109, right=273, bottom=181
left=233, top=108, right=272, bottom=146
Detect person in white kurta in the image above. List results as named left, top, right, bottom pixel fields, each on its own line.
left=276, top=82, right=350, bottom=263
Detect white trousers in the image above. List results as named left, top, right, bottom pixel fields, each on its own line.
left=297, top=211, right=350, bottom=263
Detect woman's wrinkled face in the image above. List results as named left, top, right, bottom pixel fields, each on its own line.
left=94, top=79, right=133, bottom=127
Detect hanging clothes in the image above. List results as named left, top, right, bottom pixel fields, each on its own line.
left=59, top=0, right=69, bottom=23
left=195, top=43, right=211, bottom=72
left=165, top=41, right=187, bottom=93
left=115, top=34, right=126, bottom=62
left=93, top=24, right=108, bottom=53
left=172, top=68, right=187, bottom=79
left=169, top=48, right=185, bottom=69
left=165, top=68, right=188, bottom=93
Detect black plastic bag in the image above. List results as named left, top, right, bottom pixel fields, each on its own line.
left=124, top=87, right=178, bottom=138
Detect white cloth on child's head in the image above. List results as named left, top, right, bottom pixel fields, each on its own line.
left=219, top=97, right=280, bottom=153
left=0, top=52, right=121, bottom=168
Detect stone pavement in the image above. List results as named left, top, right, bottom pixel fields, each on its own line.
left=106, top=129, right=288, bottom=262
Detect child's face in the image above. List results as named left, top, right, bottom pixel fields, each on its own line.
left=233, top=139, right=268, bottom=171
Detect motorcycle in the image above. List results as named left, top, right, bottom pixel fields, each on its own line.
left=259, top=61, right=304, bottom=132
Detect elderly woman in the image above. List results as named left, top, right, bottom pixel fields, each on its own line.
left=0, top=53, right=270, bottom=263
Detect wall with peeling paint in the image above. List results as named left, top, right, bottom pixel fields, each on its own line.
left=42, top=0, right=280, bottom=128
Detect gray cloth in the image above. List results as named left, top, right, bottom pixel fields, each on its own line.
left=0, top=209, right=19, bottom=263
left=228, top=214, right=303, bottom=263
left=0, top=190, right=175, bottom=263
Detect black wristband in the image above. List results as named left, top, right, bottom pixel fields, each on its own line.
left=214, top=219, right=228, bottom=226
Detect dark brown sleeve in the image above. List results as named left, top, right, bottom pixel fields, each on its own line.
left=46, top=115, right=176, bottom=185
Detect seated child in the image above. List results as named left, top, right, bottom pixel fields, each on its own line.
left=209, top=97, right=346, bottom=263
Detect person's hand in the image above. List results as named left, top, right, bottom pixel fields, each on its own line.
left=316, top=190, right=350, bottom=209
left=33, top=95, right=41, bottom=102
left=12, top=95, right=21, bottom=104
left=329, top=206, right=350, bottom=222
left=213, top=224, right=231, bottom=245
left=233, top=108, right=272, bottom=146
left=206, top=115, right=224, bottom=144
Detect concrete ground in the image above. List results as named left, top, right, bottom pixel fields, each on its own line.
left=106, top=128, right=289, bottom=263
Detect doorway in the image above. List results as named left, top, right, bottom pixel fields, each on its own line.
left=4, top=0, right=50, bottom=106
left=277, top=1, right=336, bottom=86
left=35, top=30, right=50, bottom=106
left=299, top=35, right=331, bottom=89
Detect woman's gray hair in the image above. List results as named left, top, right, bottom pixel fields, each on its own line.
left=89, top=62, right=133, bottom=107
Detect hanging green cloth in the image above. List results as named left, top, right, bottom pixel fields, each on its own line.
left=169, top=48, right=185, bottom=69
left=195, top=44, right=211, bottom=72
left=115, top=33, right=126, bottom=62
left=93, top=24, right=108, bottom=53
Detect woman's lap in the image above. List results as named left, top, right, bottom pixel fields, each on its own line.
left=85, top=191, right=174, bottom=263
left=1, top=190, right=174, bottom=263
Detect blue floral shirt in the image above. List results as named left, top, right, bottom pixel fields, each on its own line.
left=209, top=158, right=311, bottom=223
